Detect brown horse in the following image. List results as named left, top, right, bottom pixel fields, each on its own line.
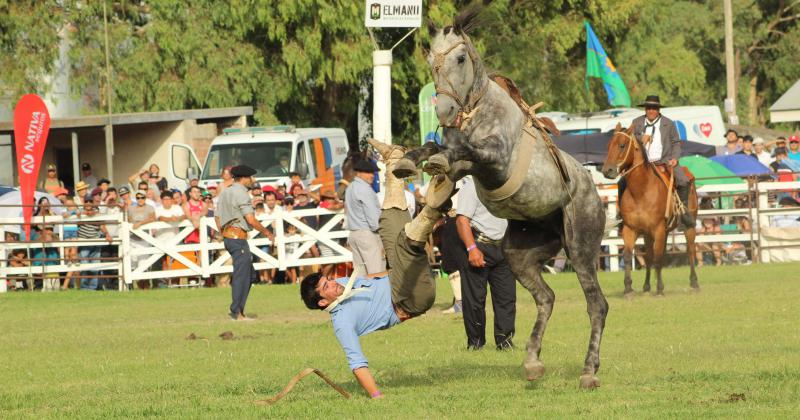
left=601, top=124, right=700, bottom=295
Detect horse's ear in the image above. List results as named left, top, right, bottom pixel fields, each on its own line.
left=626, top=125, right=634, bottom=134
left=615, top=122, right=622, bottom=132
left=427, top=20, right=438, bottom=38
left=453, top=3, right=482, bottom=35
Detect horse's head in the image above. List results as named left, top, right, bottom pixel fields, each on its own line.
left=427, top=7, right=487, bottom=128
left=602, top=123, right=637, bottom=179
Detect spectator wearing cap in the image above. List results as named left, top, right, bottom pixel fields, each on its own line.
left=736, top=135, right=758, bottom=160
left=788, top=135, right=800, bottom=161
left=81, top=163, right=98, bottom=190
left=40, top=163, right=65, bottom=195
left=753, top=137, right=771, bottom=167
left=344, top=159, right=386, bottom=274
left=73, top=181, right=90, bottom=206
left=54, top=187, right=70, bottom=205
left=716, top=129, right=741, bottom=156
left=215, top=165, right=275, bottom=321
left=118, top=186, right=132, bottom=209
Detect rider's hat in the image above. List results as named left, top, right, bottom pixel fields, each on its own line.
left=637, top=95, right=664, bottom=108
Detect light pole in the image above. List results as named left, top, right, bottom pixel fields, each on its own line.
left=723, top=0, right=739, bottom=125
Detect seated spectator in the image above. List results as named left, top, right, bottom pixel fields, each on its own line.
left=788, top=135, right=800, bottom=161
left=8, top=246, right=30, bottom=291
left=128, top=191, right=156, bottom=287
left=770, top=197, right=800, bottom=228
left=696, top=216, right=722, bottom=266
left=770, top=148, right=793, bottom=172
left=31, top=226, right=60, bottom=292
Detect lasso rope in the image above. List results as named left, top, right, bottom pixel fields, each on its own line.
left=254, top=368, right=351, bottom=405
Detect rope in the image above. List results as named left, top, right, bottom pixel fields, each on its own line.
left=254, top=368, right=351, bottom=405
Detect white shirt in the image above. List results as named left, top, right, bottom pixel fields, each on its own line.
left=376, top=189, right=416, bottom=217
left=756, top=151, right=771, bottom=168
left=456, top=177, right=507, bottom=241
left=643, top=116, right=663, bottom=162
left=155, top=205, right=185, bottom=240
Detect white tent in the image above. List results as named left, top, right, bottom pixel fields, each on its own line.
left=0, top=189, right=64, bottom=234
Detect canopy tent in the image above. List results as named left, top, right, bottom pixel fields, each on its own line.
left=678, top=155, right=746, bottom=187
left=553, top=132, right=717, bottom=165
left=710, top=154, right=771, bottom=177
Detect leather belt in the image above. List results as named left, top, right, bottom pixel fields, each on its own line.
left=475, top=232, right=502, bottom=246
left=222, top=225, right=248, bottom=240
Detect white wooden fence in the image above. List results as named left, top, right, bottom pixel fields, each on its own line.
left=2, top=180, right=800, bottom=292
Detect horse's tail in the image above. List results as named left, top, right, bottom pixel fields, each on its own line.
left=604, top=216, right=620, bottom=233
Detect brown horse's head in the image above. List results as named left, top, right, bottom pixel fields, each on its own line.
left=336, top=148, right=371, bottom=200
left=601, top=123, right=637, bottom=179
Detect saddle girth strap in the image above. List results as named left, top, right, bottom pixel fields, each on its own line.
left=483, top=125, right=536, bottom=202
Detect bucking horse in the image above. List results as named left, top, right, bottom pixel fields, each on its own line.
left=391, top=8, right=608, bottom=389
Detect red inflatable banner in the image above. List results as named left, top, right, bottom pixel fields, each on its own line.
left=13, top=94, right=51, bottom=240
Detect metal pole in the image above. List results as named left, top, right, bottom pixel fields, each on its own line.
left=723, top=0, right=739, bottom=125
left=103, top=2, right=115, bottom=184
left=71, top=132, right=80, bottom=189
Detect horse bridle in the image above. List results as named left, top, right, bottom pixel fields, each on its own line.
left=615, top=131, right=644, bottom=178
left=430, top=37, right=488, bottom=128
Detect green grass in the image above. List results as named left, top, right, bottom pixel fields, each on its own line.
left=1, top=263, right=799, bottom=418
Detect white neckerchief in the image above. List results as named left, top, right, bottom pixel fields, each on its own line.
left=644, top=115, right=663, bottom=162
left=324, top=267, right=370, bottom=313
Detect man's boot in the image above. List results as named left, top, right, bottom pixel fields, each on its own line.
left=404, top=174, right=455, bottom=243
left=677, top=183, right=694, bottom=227
left=368, top=138, right=408, bottom=210
left=441, top=271, right=462, bottom=314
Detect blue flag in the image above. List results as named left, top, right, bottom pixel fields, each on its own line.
left=585, top=21, right=631, bottom=107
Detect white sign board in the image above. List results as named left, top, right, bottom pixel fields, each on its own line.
left=365, top=0, right=422, bottom=28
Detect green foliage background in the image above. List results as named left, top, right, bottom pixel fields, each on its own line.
left=1, top=0, right=799, bottom=147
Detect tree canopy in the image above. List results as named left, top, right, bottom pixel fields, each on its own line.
left=1, top=0, right=798, bottom=148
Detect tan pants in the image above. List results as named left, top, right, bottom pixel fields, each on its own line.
left=380, top=208, right=436, bottom=317
left=347, top=230, right=386, bottom=274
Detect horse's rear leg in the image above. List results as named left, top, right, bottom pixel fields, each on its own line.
left=652, top=228, right=667, bottom=295
left=684, top=226, right=700, bottom=290
left=643, top=235, right=653, bottom=292
left=621, top=225, right=638, bottom=296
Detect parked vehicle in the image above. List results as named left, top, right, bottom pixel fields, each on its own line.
left=543, top=105, right=727, bottom=146
left=169, top=126, right=349, bottom=193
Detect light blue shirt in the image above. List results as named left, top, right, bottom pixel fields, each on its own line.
left=329, top=276, right=400, bottom=371
left=345, top=177, right=381, bottom=232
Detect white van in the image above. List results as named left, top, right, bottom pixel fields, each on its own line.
left=544, top=105, right=727, bottom=146
left=169, top=126, right=349, bottom=193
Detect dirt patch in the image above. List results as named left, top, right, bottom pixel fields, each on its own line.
left=219, top=331, right=235, bottom=340
left=726, top=393, right=746, bottom=403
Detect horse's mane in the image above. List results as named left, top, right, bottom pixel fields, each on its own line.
left=453, top=4, right=483, bottom=35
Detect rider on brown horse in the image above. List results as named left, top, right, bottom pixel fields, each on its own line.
left=627, top=95, right=694, bottom=227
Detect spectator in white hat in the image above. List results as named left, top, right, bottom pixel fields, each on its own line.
left=753, top=137, right=771, bottom=167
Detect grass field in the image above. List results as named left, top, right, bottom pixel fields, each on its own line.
left=1, top=263, right=799, bottom=418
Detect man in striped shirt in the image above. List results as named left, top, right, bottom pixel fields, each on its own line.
left=78, top=201, right=111, bottom=290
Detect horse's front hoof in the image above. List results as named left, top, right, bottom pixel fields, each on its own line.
left=579, top=374, right=601, bottom=390
left=523, top=360, right=545, bottom=381
left=642, top=284, right=651, bottom=293
left=423, top=154, right=450, bottom=176
left=689, top=285, right=701, bottom=293
left=623, top=290, right=635, bottom=299
left=392, top=158, right=418, bottom=178
left=654, top=291, right=665, bottom=297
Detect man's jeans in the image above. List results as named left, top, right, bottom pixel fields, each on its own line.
left=80, top=246, right=101, bottom=290
left=224, top=238, right=256, bottom=317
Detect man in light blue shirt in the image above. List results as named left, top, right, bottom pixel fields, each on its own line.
left=301, top=145, right=455, bottom=399
left=344, top=159, right=386, bottom=273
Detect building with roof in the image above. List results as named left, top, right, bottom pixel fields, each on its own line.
left=770, top=80, right=800, bottom=123
left=0, top=107, right=251, bottom=192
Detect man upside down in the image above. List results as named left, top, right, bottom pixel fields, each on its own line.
left=300, top=139, right=454, bottom=399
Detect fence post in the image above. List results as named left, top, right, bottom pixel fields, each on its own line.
left=276, top=210, right=286, bottom=271
left=0, top=225, right=6, bottom=293
left=200, top=217, right=210, bottom=278
left=121, top=217, right=133, bottom=290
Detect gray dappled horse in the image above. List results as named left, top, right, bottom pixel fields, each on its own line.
left=396, top=10, right=608, bottom=389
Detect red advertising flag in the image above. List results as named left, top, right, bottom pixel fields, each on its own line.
left=13, top=94, right=51, bottom=240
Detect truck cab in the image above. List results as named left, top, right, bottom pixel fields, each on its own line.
left=170, top=126, right=349, bottom=193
